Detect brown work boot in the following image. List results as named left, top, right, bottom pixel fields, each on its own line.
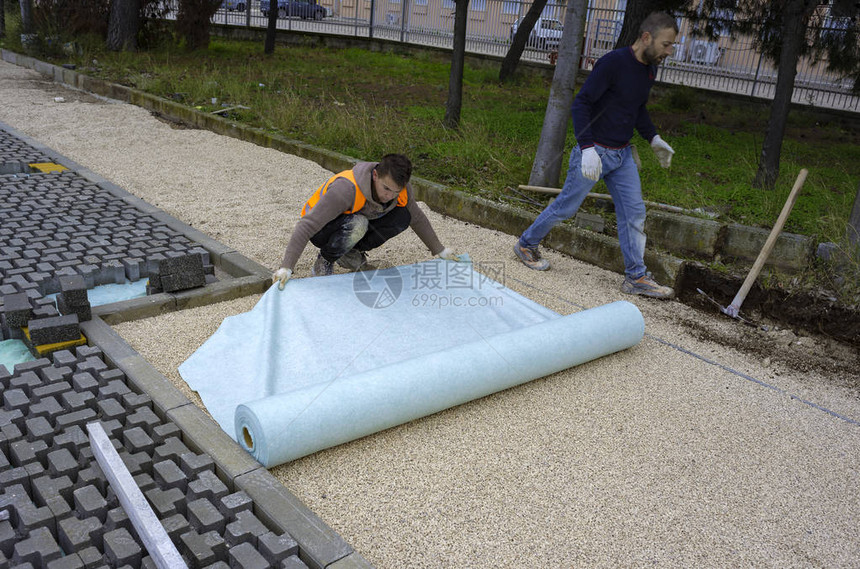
left=621, top=272, right=674, bottom=299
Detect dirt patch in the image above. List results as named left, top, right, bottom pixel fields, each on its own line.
left=678, top=263, right=860, bottom=385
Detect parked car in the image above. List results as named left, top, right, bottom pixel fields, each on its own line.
left=222, top=0, right=246, bottom=11
left=510, top=17, right=564, bottom=50
left=260, top=0, right=326, bottom=20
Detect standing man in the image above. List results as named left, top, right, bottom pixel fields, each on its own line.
left=513, top=12, right=678, bottom=299
left=273, top=154, right=460, bottom=288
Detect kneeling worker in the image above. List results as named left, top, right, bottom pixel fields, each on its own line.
left=273, top=153, right=460, bottom=288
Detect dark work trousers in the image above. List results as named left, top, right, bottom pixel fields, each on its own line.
left=310, top=207, right=412, bottom=262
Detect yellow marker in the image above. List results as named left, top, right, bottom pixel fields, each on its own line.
left=29, top=162, right=68, bottom=173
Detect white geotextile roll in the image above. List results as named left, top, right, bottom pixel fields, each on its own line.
left=235, top=300, right=644, bottom=467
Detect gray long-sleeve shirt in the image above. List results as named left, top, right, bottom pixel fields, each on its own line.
left=280, top=161, right=444, bottom=270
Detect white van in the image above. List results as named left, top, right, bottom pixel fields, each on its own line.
left=510, top=17, right=564, bottom=50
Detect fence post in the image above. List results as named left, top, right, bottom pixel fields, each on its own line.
left=750, top=50, right=764, bottom=98
left=369, top=0, right=375, bottom=38
left=400, top=0, right=409, bottom=42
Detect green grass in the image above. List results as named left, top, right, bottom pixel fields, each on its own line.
left=3, top=33, right=859, bottom=247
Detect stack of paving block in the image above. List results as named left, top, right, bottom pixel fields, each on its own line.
left=56, top=275, right=92, bottom=323
left=1, top=290, right=85, bottom=358
left=147, top=252, right=213, bottom=295
left=0, top=347, right=308, bottom=568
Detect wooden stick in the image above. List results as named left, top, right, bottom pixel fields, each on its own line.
left=517, top=184, right=706, bottom=216
left=724, top=168, right=808, bottom=318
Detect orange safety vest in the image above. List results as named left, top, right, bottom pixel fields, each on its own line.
left=301, top=169, right=408, bottom=217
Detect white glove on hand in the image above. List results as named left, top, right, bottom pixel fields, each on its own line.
left=581, top=147, right=602, bottom=182
left=438, top=247, right=461, bottom=262
left=650, top=135, right=675, bottom=168
left=272, top=268, right=292, bottom=290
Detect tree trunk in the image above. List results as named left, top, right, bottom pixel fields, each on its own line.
left=499, top=0, right=548, bottom=83
left=107, top=0, right=141, bottom=52
left=20, top=0, right=33, bottom=35
left=177, top=0, right=221, bottom=51
left=848, top=180, right=860, bottom=247
left=443, top=0, right=469, bottom=129
left=753, top=0, right=817, bottom=190
left=264, top=0, right=279, bottom=54
left=528, top=0, right=589, bottom=188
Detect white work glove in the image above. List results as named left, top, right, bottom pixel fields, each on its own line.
left=650, top=135, right=675, bottom=168
left=438, top=247, right=462, bottom=262
left=272, top=268, right=292, bottom=290
left=581, top=147, right=602, bottom=182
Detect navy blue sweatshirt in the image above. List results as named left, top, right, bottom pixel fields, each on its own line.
left=572, top=47, right=658, bottom=149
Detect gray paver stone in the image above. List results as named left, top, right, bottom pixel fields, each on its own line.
left=12, top=526, right=62, bottom=566
left=144, top=487, right=186, bottom=518
left=153, top=437, right=192, bottom=464
left=180, top=530, right=228, bottom=569
left=10, top=438, right=49, bottom=467
left=0, top=520, right=16, bottom=558
left=218, top=491, right=252, bottom=520
left=58, top=516, right=104, bottom=551
left=224, top=510, right=269, bottom=547
left=280, top=557, right=310, bottom=569
left=103, top=528, right=143, bottom=568
left=187, top=498, right=226, bottom=535
left=187, top=470, right=228, bottom=503
left=153, top=459, right=188, bottom=492
left=73, top=485, right=108, bottom=522
left=259, top=532, right=299, bottom=563
left=160, top=512, right=191, bottom=543
left=77, top=545, right=103, bottom=567
left=46, top=553, right=85, bottom=569
left=152, top=422, right=182, bottom=444
left=180, top=453, right=215, bottom=477
left=123, top=426, right=155, bottom=455
left=46, top=448, right=78, bottom=478
left=24, top=416, right=54, bottom=442
left=228, top=542, right=269, bottom=569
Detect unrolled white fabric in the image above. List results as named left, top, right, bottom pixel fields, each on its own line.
left=179, top=260, right=644, bottom=467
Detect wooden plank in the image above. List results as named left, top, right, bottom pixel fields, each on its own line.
left=87, top=422, right=188, bottom=569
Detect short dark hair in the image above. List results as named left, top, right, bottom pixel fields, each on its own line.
left=376, top=154, right=413, bottom=188
left=639, top=12, right=679, bottom=37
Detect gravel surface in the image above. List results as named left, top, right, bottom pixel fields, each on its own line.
left=2, top=58, right=859, bottom=568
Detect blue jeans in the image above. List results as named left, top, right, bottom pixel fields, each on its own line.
left=519, top=144, right=647, bottom=279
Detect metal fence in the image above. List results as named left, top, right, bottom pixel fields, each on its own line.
left=211, top=0, right=859, bottom=112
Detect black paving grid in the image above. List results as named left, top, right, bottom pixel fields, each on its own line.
left=0, top=123, right=370, bottom=567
